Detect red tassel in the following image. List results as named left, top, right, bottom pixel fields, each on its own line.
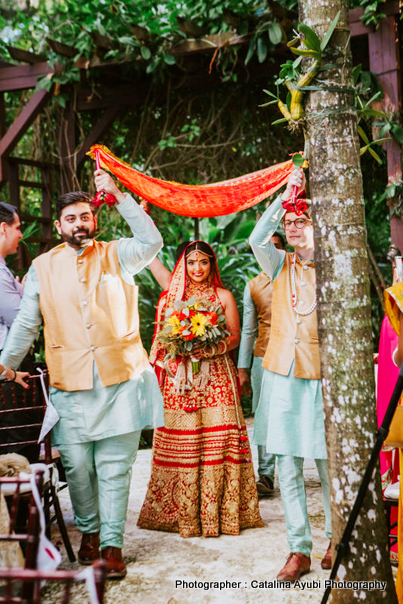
left=92, top=190, right=117, bottom=208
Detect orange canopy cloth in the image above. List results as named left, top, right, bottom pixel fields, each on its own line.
left=87, top=144, right=294, bottom=218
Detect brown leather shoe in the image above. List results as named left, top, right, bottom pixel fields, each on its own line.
left=101, top=546, right=127, bottom=580
left=321, top=542, right=332, bottom=570
left=277, top=552, right=311, bottom=581
left=78, top=532, right=100, bottom=565
left=256, top=475, right=274, bottom=498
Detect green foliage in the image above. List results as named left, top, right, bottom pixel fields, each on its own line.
left=1, top=0, right=287, bottom=94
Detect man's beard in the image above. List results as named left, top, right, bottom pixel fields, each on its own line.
left=61, top=226, right=96, bottom=247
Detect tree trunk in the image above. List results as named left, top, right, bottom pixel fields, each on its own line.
left=299, top=1, right=397, bottom=601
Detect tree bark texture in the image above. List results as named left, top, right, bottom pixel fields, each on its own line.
left=299, top=1, right=397, bottom=601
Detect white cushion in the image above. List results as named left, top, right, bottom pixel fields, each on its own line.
left=1, top=464, right=50, bottom=497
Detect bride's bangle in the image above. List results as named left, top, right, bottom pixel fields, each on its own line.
left=206, top=345, right=217, bottom=358
left=217, top=341, right=228, bottom=355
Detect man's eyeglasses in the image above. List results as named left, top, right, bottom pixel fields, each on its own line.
left=283, top=218, right=312, bottom=230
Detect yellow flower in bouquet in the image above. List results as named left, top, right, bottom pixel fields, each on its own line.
left=166, top=314, right=181, bottom=335
left=190, top=313, right=209, bottom=337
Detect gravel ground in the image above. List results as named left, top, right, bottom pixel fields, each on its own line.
left=42, top=418, right=343, bottom=604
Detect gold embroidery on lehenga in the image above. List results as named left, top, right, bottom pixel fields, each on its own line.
left=138, top=281, right=263, bottom=537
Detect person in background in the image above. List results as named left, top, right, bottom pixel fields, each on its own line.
left=0, top=202, right=24, bottom=352
left=384, top=275, right=403, bottom=602
left=238, top=232, right=286, bottom=497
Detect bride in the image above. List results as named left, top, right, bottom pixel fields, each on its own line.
left=138, top=241, right=262, bottom=537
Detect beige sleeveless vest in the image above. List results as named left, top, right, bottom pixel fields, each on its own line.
left=33, top=240, right=149, bottom=391
left=249, top=272, right=273, bottom=358
left=262, top=253, right=320, bottom=379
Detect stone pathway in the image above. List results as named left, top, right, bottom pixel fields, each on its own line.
left=43, top=419, right=334, bottom=603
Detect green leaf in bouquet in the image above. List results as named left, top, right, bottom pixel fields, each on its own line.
left=185, top=341, right=193, bottom=351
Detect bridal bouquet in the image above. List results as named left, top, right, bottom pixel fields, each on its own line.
left=157, top=297, right=230, bottom=371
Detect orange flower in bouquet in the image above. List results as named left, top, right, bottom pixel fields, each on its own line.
left=156, top=297, right=229, bottom=372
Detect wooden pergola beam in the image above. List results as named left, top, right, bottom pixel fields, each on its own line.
left=0, top=88, right=52, bottom=182
left=0, top=62, right=53, bottom=92
left=6, top=46, right=47, bottom=64
left=76, top=104, right=129, bottom=168
left=46, top=38, right=77, bottom=58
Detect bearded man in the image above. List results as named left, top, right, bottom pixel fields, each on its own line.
left=0, top=169, right=164, bottom=579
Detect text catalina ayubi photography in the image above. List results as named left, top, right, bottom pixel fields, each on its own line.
left=175, top=579, right=387, bottom=592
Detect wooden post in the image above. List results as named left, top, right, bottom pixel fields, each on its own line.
left=368, top=14, right=403, bottom=252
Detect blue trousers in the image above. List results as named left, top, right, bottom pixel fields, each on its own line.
left=277, top=455, right=331, bottom=556
left=58, top=431, right=141, bottom=549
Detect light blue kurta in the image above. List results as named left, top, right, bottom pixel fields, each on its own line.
left=238, top=282, right=276, bottom=477
left=238, top=282, right=263, bottom=414
left=0, top=194, right=165, bottom=446
left=249, top=196, right=327, bottom=460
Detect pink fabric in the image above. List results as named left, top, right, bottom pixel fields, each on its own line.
left=377, top=314, right=400, bottom=561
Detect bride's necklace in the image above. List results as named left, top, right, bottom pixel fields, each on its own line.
left=291, top=254, right=317, bottom=316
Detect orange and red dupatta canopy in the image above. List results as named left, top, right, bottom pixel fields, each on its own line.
left=87, top=144, right=294, bottom=218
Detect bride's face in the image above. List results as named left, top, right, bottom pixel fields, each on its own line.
left=186, top=251, right=211, bottom=284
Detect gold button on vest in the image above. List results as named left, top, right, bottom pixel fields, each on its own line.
left=262, top=253, right=320, bottom=380
left=248, top=272, right=273, bottom=358
left=33, top=240, right=150, bottom=391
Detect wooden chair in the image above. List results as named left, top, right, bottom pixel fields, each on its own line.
left=0, top=562, right=107, bottom=604
left=0, top=472, right=44, bottom=569
left=0, top=374, right=75, bottom=562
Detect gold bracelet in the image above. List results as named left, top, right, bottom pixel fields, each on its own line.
left=218, top=341, right=228, bottom=355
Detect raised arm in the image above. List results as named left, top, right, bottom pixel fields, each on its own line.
left=148, top=256, right=171, bottom=290
left=94, top=169, right=163, bottom=275
left=249, top=197, right=286, bottom=280
left=249, top=168, right=305, bottom=280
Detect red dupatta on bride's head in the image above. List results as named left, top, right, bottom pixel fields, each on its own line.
left=149, top=241, right=223, bottom=366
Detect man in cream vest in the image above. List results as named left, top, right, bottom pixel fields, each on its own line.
left=249, top=169, right=331, bottom=582
left=0, top=169, right=164, bottom=579
left=238, top=232, right=285, bottom=496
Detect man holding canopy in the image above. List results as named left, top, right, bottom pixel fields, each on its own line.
left=250, top=168, right=332, bottom=581
left=0, top=169, right=164, bottom=579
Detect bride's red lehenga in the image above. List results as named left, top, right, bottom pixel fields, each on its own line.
left=137, top=244, right=263, bottom=538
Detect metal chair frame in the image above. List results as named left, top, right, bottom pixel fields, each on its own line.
left=0, top=562, right=107, bottom=604
left=0, top=373, right=75, bottom=562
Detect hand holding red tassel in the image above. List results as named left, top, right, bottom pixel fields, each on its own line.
left=281, top=168, right=307, bottom=215
left=93, top=150, right=124, bottom=208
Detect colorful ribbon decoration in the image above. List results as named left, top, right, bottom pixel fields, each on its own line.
left=87, top=145, right=295, bottom=218
left=282, top=191, right=308, bottom=216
